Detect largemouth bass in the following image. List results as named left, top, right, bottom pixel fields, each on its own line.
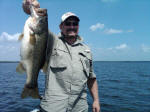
left=16, top=2, right=48, bottom=99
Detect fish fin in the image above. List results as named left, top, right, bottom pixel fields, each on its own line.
left=16, top=62, right=25, bottom=74
left=42, top=61, right=48, bottom=75
left=18, top=33, right=24, bottom=41
left=29, top=33, right=36, bottom=45
left=21, top=86, right=41, bottom=99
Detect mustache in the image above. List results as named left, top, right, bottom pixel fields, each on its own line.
left=67, top=29, right=77, bottom=33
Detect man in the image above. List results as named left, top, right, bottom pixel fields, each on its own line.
left=23, top=0, right=100, bottom=112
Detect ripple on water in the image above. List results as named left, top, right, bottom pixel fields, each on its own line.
left=1, top=62, right=150, bottom=112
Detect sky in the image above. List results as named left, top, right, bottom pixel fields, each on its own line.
left=0, top=0, right=150, bottom=61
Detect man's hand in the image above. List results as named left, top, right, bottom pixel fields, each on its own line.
left=87, top=78, right=101, bottom=112
left=22, top=0, right=46, bottom=16
left=92, top=100, right=100, bottom=112
left=22, top=0, right=40, bottom=15
left=22, top=0, right=34, bottom=14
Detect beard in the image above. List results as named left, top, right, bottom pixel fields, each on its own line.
left=61, top=28, right=78, bottom=39
left=60, top=28, right=77, bottom=39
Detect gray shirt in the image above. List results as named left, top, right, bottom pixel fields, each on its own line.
left=40, top=32, right=96, bottom=112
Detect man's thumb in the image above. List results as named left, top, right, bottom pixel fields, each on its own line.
left=92, top=108, right=95, bottom=112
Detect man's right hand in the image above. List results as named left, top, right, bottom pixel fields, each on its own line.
left=22, top=0, right=46, bottom=17
left=22, top=0, right=33, bottom=14
left=22, top=0, right=40, bottom=15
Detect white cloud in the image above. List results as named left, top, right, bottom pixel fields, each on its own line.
left=108, top=47, right=113, bottom=50
left=93, top=44, right=128, bottom=52
left=0, top=43, right=20, bottom=61
left=90, top=23, right=105, bottom=31
left=0, top=32, right=20, bottom=42
left=104, top=28, right=123, bottom=34
left=0, top=32, right=21, bottom=61
left=115, top=44, right=127, bottom=50
left=89, top=22, right=133, bottom=35
left=105, top=44, right=128, bottom=51
left=141, top=44, right=150, bottom=52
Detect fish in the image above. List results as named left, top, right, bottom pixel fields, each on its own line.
left=16, top=1, right=48, bottom=99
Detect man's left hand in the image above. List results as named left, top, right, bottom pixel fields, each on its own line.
left=92, top=100, right=100, bottom=112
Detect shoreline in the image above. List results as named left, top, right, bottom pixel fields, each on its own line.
left=0, top=61, right=19, bottom=63
left=0, top=61, right=150, bottom=63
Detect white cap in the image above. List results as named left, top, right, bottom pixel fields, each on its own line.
left=61, top=12, right=80, bottom=23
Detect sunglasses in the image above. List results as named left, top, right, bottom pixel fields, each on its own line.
left=64, top=21, right=79, bottom=26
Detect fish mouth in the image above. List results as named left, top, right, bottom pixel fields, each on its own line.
left=35, top=8, right=47, bottom=17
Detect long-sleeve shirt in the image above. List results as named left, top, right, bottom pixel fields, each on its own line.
left=40, top=32, right=96, bottom=112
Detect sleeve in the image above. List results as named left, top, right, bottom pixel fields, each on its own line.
left=83, top=44, right=96, bottom=79
left=89, top=52, right=96, bottom=79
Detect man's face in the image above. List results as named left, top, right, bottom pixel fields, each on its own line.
left=60, top=17, right=79, bottom=37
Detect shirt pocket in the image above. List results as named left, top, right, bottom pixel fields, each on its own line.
left=78, top=51, right=91, bottom=78
left=50, top=48, right=68, bottom=71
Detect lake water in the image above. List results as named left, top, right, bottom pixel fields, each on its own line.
left=0, top=61, right=150, bottom=112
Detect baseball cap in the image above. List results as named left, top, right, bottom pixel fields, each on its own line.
left=61, top=12, right=80, bottom=23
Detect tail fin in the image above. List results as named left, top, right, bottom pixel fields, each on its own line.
left=21, top=86, right=41, bottom=99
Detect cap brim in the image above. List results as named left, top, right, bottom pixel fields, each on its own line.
left=62, top=16, right=80, bottom=23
